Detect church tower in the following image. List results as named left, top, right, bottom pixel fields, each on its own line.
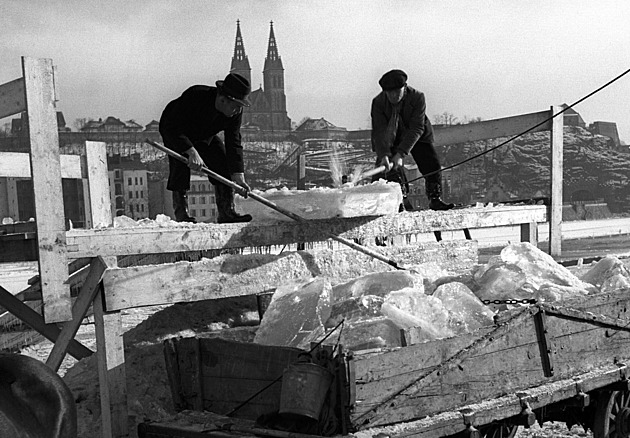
left=262, top=21, right=291, bottom=130
left=230, top=20, right=251, bottom=86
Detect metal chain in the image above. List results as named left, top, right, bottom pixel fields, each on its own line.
left=482, top=299, right=537, bottom=305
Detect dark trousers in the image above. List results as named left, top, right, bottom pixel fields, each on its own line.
left=408, top=141, right=442, bottom=185
left=166, top=136, right=231, bottom=191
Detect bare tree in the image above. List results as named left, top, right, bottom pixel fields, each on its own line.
left=433, top=112, right=458, bottom=126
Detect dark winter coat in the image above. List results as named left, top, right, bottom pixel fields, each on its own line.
left=371, top=85, right=435, bottom=160
left=159, top=85, right=245, bottom=174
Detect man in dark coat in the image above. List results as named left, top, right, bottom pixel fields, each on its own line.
left=159, top=73, right=252, bottom=223
left=371, top=69, right=454, bottom=211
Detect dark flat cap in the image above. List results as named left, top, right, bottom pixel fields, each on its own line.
left=379, top=69, right=408, bottom=91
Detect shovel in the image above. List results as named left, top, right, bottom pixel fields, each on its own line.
left=145, top=139, right=410, bottom=270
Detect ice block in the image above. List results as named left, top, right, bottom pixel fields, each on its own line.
left=235, top=181, right=403, bottom=223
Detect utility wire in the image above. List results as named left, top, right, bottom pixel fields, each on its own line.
left=406, top=67, right=630, bottom=184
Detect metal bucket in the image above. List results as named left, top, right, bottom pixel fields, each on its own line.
left=279, top=362, right=333, bottom=420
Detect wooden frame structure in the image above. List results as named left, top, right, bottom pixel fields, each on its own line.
left=0, top=57, right=564, bottom=438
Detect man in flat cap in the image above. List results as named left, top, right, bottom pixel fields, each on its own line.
left=160, top=73, right=253, bottom=223
left=371, top=69, right=454, bottom=211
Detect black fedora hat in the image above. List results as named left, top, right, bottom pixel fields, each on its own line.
left=216, top=73, right=251, bottom=107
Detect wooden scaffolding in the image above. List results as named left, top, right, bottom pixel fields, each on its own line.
left=0, top=56, right=563, bottom=438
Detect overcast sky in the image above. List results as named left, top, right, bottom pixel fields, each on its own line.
left=2, top=0, right=629, bottom=143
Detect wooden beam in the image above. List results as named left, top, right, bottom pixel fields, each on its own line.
left=0, top=152, right=83, bottom=178
left=433, top=110, right=552, bottom=146
left=0, top=284, right=92, bottom=359
left=46, top=256, right=107, bottom=372
left=22, top=56, right=71, bottom=323
left=101, top=240, right=477, bottom=311
left=549, top=106, right=564, bottom=256
left=0, top=77, right=26, bottom=119
left=65, top=205, right=547, bottom=259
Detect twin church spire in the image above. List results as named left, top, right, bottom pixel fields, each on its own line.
left=230, top=20, right=290, bottom=131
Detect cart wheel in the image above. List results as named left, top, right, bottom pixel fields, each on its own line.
left=479, top=423, right=518, bottom=438
left=594, top=390, right=630, bottom=438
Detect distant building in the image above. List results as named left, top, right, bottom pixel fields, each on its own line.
left=294, top=117, right=348, bottom=141
left=230, top=20, right=291, bottom=132
left=589, top=121, right=621, bottom=147
left=80, top=116, right=144, bottom=133
left=188, top=175, right=217, bottom=223
left=560, top=104, right=586, bottom=128
left=107, top=157, right=149, bottom=220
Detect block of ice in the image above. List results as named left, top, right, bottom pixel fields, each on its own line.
left=254, top=277, right=332, bottom=347
left=301, top=316, right=403, bottom=351
left=580, top=256, right=630, bottom=293
left=331, top=270, right=423, bottom=302
left=234, top=181, right=403, bottom=223
left=432, top=282, right=495, bottom=335
left=473, top=262, right=529, bottom=305
left=381, top=288, right=454, bottom=340
left=500, top=242, right=596, bottom=293
left=324, top=295, right=384, bottom=329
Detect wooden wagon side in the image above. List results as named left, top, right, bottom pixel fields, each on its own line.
left=352, top=289, right=630, bottom=435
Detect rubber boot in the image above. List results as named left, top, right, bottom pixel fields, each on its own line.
left=215, top=184, right=252, bottom=224
left=172, top=190, right=197, bottom=223
left=426, top=178, right=454, bottom=211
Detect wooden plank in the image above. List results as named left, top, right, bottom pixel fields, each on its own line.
left=0, top=152, right=83, bottom=179
left=433, top=110, right=552, bottom=146
left=0, top=284, right=92, bottom=359
left=46, top=256, right=106, bottom=371
left=22, top=56, right=71, bottom=323
left=66, top=205, right=547, bottom=259
left=102, top=241, right=477, bottom=311
left=84, top=141, right=112, bottom=228
left=549, top=106, right=564, bottom=256
left=0, top=77, right=26, bottom=119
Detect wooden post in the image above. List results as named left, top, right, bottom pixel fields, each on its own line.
left=22, top=56, right=71, bottom=323
left=520, top=221, right=538, bottom=247
left=296, top=154, right=306, bottom=250
left=549, top=106, right=563, bottom=256
left=296, top=153, right=306, bottom=190
left=94, top=282, right=127, bottom=438
left=81, top=140, right=127, bottom=438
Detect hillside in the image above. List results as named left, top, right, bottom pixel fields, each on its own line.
left=439, top=126, right=630, bottom=209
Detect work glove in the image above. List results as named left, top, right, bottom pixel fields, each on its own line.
left=231, top=173, right=251, bottom=197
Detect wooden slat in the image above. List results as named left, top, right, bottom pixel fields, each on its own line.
left=66, top=205, right=546, bottom=259
left=102, top=241, right=477, bottom=311
left=0, top=77, right=26, bottom=119
left=0, top=152, right=83, bottom=178
left=0, top=284, right=92, bottom=359
left=433, top=110, right=552, bottom=146
left=22, top=56, right=71, bottom=323
left=46, top=256, right=107, bottom=371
